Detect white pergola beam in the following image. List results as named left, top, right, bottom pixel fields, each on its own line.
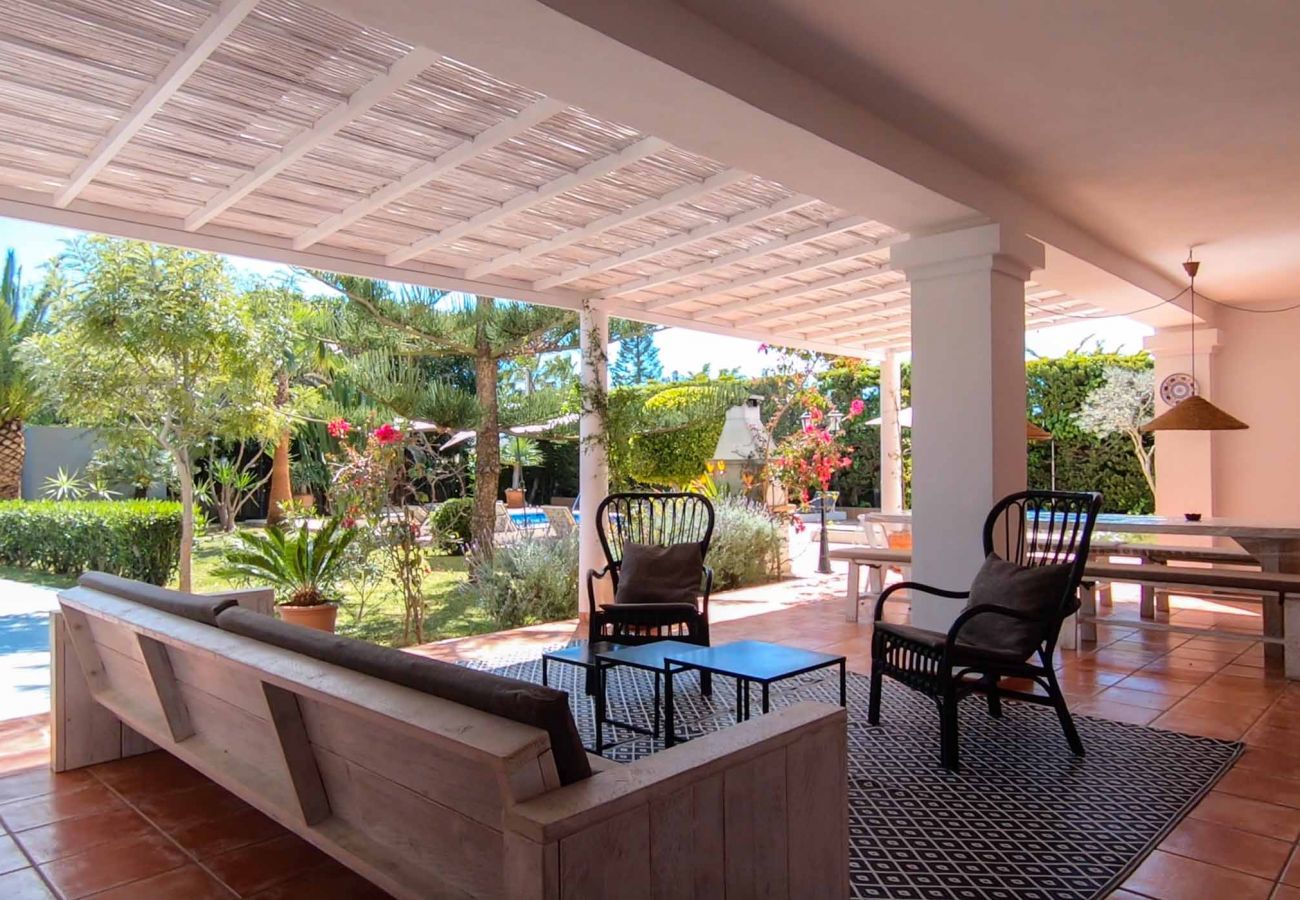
left=184, top=47, right=442, bottom=231
left=634, top=236, right=896, bottom=315
left=55, top=0, right=261, bottom=207
left=294, top=97, right=565, bottom=251
left=731, top=280, right=909, bottom=326
left=801, top=297, right=913, bottom=336
left=599, top=213, right=870, bottom=301
left=533, top=193, right=816, bottom=291
left=464, top=168, right=747, bottom=279
left=684, top=258, right=895, bottom=320
left=600, top=298, right=873, bottom=360
left=386, top=135, right=668, bottom=265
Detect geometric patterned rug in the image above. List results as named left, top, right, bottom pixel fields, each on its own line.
left=478, top=647, right=1242, bottom=900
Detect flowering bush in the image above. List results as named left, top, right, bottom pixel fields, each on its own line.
left=328, top=420, right=436, bottom=642
left=767, top=390, right=863, bottom=507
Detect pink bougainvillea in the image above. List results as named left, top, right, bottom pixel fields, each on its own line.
left=371, top=423, right=401, bottom=445
left=849, top=398, right=865, bottom=416
left=327, top=418, right=351, bottom=439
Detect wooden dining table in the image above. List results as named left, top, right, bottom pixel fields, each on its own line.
left=862, top=512, right=1300, bottom=573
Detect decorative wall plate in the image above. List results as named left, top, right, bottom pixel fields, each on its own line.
left=1159, top=372, right=1198, bottom=406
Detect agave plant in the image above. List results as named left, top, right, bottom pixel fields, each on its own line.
left=218, top=517, right=356, bottom=607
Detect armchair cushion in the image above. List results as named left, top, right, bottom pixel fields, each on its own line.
left=959, top=555, right=1073, bottom=659
left=614, top=542, right=703, bottom=605
left=876, top=622, right=1027, bottom=666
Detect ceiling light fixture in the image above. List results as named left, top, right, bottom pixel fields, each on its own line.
left=1140, top=253, right=1248, bottom=432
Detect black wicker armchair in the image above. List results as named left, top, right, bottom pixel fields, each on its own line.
left=586, top=492, right=715, bottom=693
left=868, top=490, right=1102, bottom=770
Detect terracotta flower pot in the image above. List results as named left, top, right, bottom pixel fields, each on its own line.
left=293, top=493, right=317, bottom=511
left=504, top=488, right=526, bottom=509
left=277, top=603, right=338, bottom=632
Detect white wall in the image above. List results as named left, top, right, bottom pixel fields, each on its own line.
left=1207, top=307, right=1300, bottom=520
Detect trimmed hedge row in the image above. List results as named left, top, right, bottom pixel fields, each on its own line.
left=0, top=500, right=183, bottom=585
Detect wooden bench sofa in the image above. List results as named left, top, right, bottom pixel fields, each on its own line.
left=52, top=573, right=849, bottom=899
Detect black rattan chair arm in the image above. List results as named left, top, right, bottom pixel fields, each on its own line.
left=700, top=566, right=714, bottom=612
left=585, top=566, right=612, bottom=616
left=872, top=581, right=970, bottom=622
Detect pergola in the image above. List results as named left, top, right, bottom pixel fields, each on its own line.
left=0, top=0, right=1102, bottom=357
left=0, top=0, right=1196, bottom=627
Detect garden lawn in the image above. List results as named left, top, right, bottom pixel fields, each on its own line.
left=184, top=531, right=484, bottom=648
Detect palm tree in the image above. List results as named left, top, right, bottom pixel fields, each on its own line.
left=0, top=250, right=54, bottom=499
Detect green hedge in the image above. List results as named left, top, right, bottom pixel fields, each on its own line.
left=1026, top=351, right=1154, bottom=513
left=627, top=386, right=727, bottom=487
left=0, top=500, right=182, bottom=584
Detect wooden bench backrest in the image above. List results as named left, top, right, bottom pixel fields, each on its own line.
left=56, top=585, right=562, bottom=900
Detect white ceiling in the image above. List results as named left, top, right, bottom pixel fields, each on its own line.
left=673, top=0, right=1300, bottom=307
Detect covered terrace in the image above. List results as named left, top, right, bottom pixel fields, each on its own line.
left=2, top=1, right=1300, bottom=898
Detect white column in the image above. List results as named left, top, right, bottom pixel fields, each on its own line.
left=1144, top=327, right=1221, bottom=518
left=578, top=299, right=610, bottom=617
left=879, top=349, right=903, bottom=513
left=893, top=223, right=1044, bottom=630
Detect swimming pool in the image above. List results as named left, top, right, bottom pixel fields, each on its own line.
left=508, top=509, right=579, bottom=528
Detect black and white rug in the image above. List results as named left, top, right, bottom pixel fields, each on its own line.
left=475, top=648, right=1242, bottom=900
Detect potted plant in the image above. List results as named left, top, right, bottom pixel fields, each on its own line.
left=218, top=517, right=355, bottom=632
left=501, top=436, right=540, bottom=509
left=289, top=456, right=319, bottom=512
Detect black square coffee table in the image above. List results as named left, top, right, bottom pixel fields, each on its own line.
left=594, top=641, right=704, bottom=754
left=662, top=640, right=846, bottom=747
left=541, top=641, right=627, bottom=753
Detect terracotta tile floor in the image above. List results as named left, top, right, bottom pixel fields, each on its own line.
left=2, top=572, right=1298, bottom=898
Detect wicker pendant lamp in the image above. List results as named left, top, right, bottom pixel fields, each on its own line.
left=1141, top=256, right=1248, bottom=432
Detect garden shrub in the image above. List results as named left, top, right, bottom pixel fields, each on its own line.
left=709, top=495, right=783, bottom=590
left=627, top=386, right=727, bottom=487
left=430, top=497, right=473, bottom=552
left=0, top=500, right=182, bottom=584
left=457, top=532, right=578, bottom=629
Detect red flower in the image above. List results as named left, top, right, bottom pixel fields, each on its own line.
left=327, top=418, right=351, bottom=438
left=372, top=423, right=402, bottom=445
left=849, top=398, right=865, bottom=416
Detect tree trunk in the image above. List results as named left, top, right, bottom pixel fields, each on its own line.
left=472, top=349, right=500, bottom=555
left=0, top=419, right=24, bottom=500
left=266, top=371, right=292, bottom=525
left=266, top=432, right=292, bottom=525
left=176, top=452, right=194, bottom=592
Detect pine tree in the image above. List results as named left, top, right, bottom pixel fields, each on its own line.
left=610, top=327, right=663, bottom=386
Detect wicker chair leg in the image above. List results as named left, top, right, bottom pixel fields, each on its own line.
left=984, top=676, right=1003, bottom=718
left=867, top=660, right=884, bottom=726
left=1045, top=669, right=1084, bottom=756
left=939, top=686, right=960, bottom=771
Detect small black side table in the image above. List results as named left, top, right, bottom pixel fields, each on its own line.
left=663, top=640, right=847, bottom=747
left=594, top=641, right=704, bottom=753
left=541, top=641, right=626, bottom=754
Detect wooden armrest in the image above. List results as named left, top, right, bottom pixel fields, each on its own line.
left=505, top=701, right=845, bottom=843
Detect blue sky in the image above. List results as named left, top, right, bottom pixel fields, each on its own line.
left=0, top=216, right=1150, bottom=373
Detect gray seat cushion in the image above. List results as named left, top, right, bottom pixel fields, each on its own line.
left=875, top=622, right=1026, bottom=666
left=958, top=555, right=1074, bottom=660
left=615, top=542, right=703, bottom=605
left=216, top=607, right=591, bottom=785
left=78, top=571, right=236, bottom=627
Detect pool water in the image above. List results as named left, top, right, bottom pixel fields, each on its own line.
left=507, top=509, right=580, bottom=528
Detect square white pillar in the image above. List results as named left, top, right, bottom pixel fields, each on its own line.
left=578, top=299, right=610, bottom=616
left=1144, top=327, right=1221, bottom=518
left=893, top=224, right=1044, bottom=630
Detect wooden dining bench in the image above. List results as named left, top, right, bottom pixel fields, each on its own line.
left=1097, top=543, right=1260, bottom=617
left=1079, top=562, right=1300, bottom=676
left=52, top=573, right=850, bottom=898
